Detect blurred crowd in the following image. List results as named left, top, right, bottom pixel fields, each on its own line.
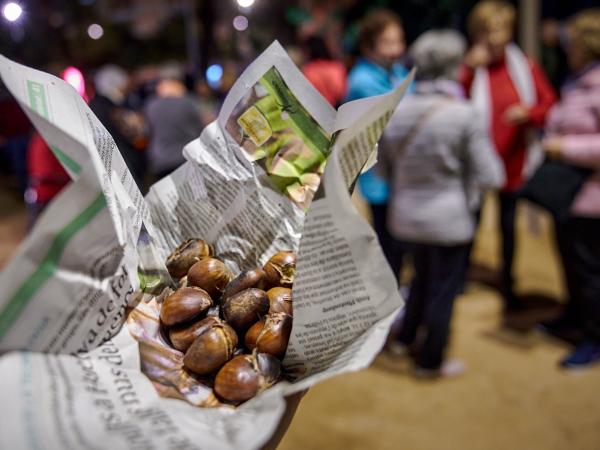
left=1, top=1, right=599, bottom=374
left=347, top=3, right=600, bottom=375
left=0, top=59, right=227, bottom=219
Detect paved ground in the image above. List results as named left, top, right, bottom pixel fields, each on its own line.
left=278, top=196, right=600, bottom=450
left=1, top=187, right=598, bottom=450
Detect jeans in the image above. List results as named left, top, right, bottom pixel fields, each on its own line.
left=556, top=217, right=600, bottom=342
left=370, top=203, right=404, bottom=284
left=498, top=192, right=519, bottom=308
left=396, top=242, right=471, bottom=369
left=5, top=135, right=30, bottom=194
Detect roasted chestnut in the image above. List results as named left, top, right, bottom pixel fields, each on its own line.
left=169, top=316, right=221, bottom=352
left=222, top=268, right=266, bottom=300
left=221, top=288, right=269, bottom=334
left=263, top=251, right=296, bottom=288
left=245, top=312, right=292, bottom=359
left=187, top=258, right=233, bottom=300
left=183, top=318, right=238, bottom=375
left=214, top=352, right=281, bottom=403
left=159, top=287, right=213, bottom=327
left=267, top=287, right=293, bottom=316
left=166, top=238, right=213, bottom=279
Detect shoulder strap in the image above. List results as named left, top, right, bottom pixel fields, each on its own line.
left=396, top=100, right=451, bottom=155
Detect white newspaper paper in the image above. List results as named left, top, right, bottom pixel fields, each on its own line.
left=0, top=42, right=412, bottom=449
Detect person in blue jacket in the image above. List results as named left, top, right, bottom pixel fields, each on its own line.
left=346, top=9, right=412, bottom=282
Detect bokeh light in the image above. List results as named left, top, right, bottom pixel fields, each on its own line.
left=236, top=0, right=255, bottom=8
left=87, top=23, right=104, bottom=40
left=2, top=2, right=23, bottom=22
left=206, top=64, right=223, bottom=89
left=61, top=66, right=86, bottom=98
left=232, top=15, right=248, bottom=32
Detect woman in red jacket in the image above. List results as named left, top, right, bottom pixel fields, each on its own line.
left=461, top=1, right=557, bottom=310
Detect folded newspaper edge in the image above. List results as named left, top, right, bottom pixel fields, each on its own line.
left=0, top=42, right=413, bottom=449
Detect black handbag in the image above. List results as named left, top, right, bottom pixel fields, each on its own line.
left=519, top=158, right=592, bottom=221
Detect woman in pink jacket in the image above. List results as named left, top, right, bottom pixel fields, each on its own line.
left=541, top=8, right=600, bottom=369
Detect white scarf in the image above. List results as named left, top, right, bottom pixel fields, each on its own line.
left=471, top=43, right=543, bottom=177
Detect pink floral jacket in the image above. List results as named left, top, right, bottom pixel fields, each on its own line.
left=546, top=63, right=600, bottom=217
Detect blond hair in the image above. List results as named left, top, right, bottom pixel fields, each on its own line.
left=467, top=1, right=516, bottom=39
left=570, top=8, right=600, bottom=61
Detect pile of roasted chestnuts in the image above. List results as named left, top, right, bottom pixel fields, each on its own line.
left=161, top=238, right=295, bottom=404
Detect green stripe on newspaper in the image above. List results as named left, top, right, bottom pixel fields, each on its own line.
left=50, top=146, right=81, bottom=175
left=0, top=193, right=106, bottom=340
left=26, top=80, right=49, bottom=118
left=26, top=79, right=82, bottom=175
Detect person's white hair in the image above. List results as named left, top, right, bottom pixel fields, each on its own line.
left=94, top=64, right=128, bottom=102
left=410, top=30, right=466, bottom=81
left=159, top=63, right=185, bottom=82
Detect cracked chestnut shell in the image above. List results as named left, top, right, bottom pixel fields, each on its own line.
left=222, top=288, right=269, bottom=334
left=267, top=287, right=293, bottom=316
left=169, top=316, right=221, bottom=352
left=263, top=251, right=296, bottom=288
left=245, top=312, right=292, bottom=359
left=222, top=268, right=266, bottom=301
left=187, top=258, right=233, bottom=300
left=166, top=239, right=213, bottom=279
left=159, top=287, right=213, bottom=327
left=214, top=352, right=281, bottom=403
left=183, top=318, right=238, bottom=375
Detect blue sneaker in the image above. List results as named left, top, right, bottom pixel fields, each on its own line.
left=560, top=342, right=600, bottom=369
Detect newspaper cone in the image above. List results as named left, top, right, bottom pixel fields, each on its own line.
left=0, top=42, right=412, bottom=449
